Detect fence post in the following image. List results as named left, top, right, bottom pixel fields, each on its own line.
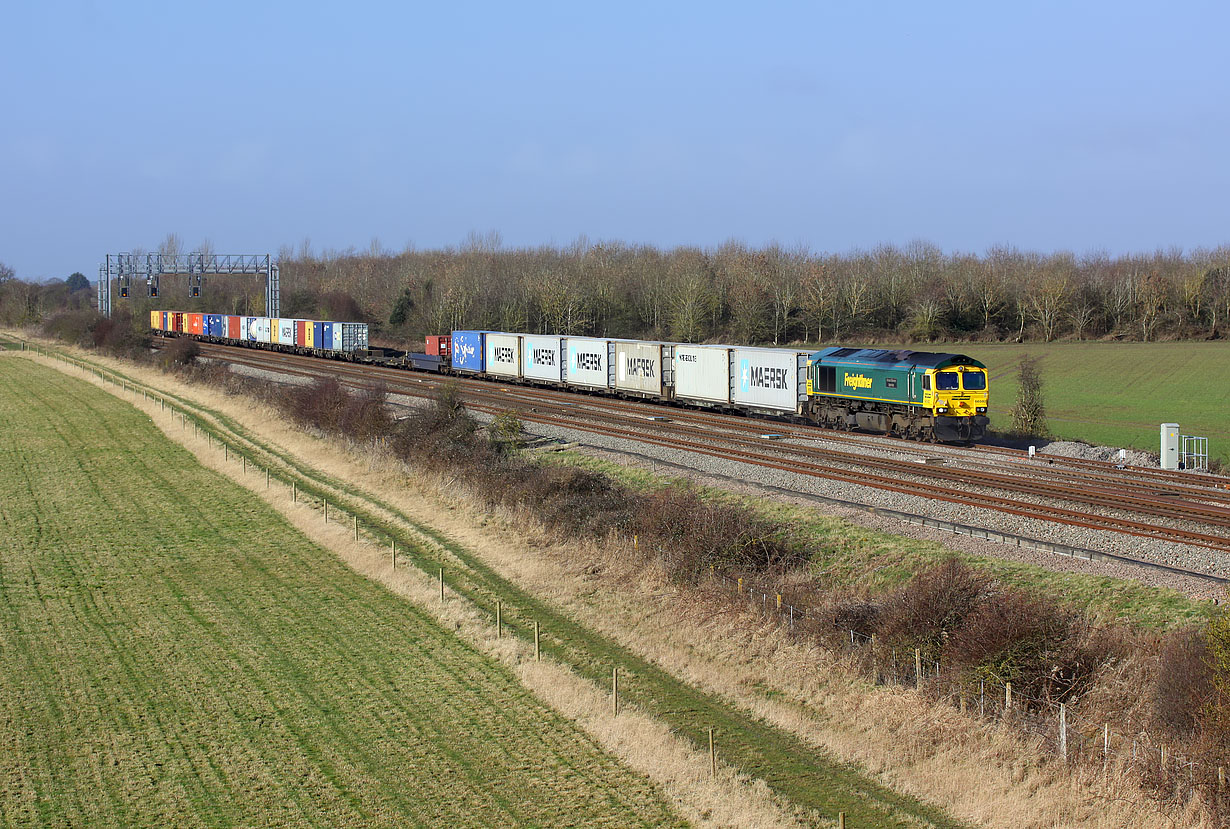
left=838, top=813, right=845, bottom=829
left=1218, top=766, right=1225, bottom=791
left=439, top=567, right=444, bottom=602
left=1005, top=682, right=1012, bottom=713
left=391, top=539, right=396, bottom=569
left=354, top=514, right=359, bottom=541
left=534, top=621, right=540, bottom=661
left=496, top=601, right=502, bottom=638
left=323, top=499, right=327, bottom=522
left=708, top=727, right=716, bottom=779
left=914, top=648, right=922, bottom=690
left=292, top=480, right=296, bottom=502
left=1059, top=704, right=1067, bottom=762
left=612, top=667, right=619, bottom=716
left=1103, top=723, right=1109, bottom=765
left=266, top=468, right=269, bottom=489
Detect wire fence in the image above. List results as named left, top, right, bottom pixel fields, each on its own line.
left=709, top=566, right=1228, bottom=802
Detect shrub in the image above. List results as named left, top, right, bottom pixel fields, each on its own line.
left=1153, top=626, right=1212, bottom=735
left=158, top=337, right=200, bottom=369
left=875, top=559, right=992, bottom=657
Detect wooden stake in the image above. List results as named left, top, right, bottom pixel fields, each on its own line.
left=915, top=648, right=922, bottom=690
left=496, top=601, right=502, bottom=637
left=323, top=499, right=328, bottom=522
left=439, top=567, right=444, bottom=602
left=1005, top=682, right=1012, bottom=712
left=224, top=444, right=228, bottom=462
left=612, top=667, right=619, bottom=716
left=391, top=539, right=396, bottom=569
left=266, top=468, right=269, bottom=489
left=292, top=480, right=296, bottom=502
left=708, top=727, right=716, bottom=779
left=1218, top=766, right=1225, bottom=791
left=1059, top=704, right=1068, bottom=762
left=243, top=456, right=247, bottom=475
left=534, top=621, right=540, bottom=661
left=838, top=813, right=845, bottom=829
left=1103, top=723, right=1109, bottom=764
left=354, top=514, right=359, bottom=541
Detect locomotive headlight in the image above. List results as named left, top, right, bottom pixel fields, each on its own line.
left=976, top=406, right=987, bottom=413
left=937, top=407, right=948, bottom=414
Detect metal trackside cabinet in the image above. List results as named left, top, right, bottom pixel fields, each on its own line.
left=1160, top=423, right=1180, bottom=470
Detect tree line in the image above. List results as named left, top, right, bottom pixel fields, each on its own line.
left=6, top=237, right=1230, bottom=346
left=279, top=238, right=1230, bottom=347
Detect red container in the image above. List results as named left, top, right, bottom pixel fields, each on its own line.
left=425, top=335, right=451, bottom=357
left=171, top=312, right=184, bottom=333
left=295, top=320, right=307, bottom=346
left=188, top=313, right=204, bottom=335
left=226, top=315, right=241, bottom=339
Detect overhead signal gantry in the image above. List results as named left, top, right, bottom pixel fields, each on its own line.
left=97, top=252, right=280, bottom=318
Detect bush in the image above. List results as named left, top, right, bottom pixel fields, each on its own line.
left=1153, top=626, right=1212, bottom=735
left=158, top=337, right=200, bottom=369
left=875, top=559, right=992, bottom=657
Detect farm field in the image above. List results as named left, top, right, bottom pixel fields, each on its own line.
left=839, top=340, right=1230, bottom=465
left=0, top=355, right=684, bottom=828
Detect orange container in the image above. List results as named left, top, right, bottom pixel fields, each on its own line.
left=188, top=313, right=204, bottom=335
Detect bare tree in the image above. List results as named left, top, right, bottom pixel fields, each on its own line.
left=799, top=262, right=835, bottom=343
left=0, top=261, right=14, bottom=285
left=1137, top=272, right=1169, bottom=342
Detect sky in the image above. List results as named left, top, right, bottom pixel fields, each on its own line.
left=2, top=0, right=1229, bottom=281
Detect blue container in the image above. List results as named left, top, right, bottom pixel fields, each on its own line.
left=317, top=321, right=334, bottom=350
left=161, top=311, right=168, bottom=330
left=450, top=331, right=486, bottom=372
left=208, top=315, right=223, bottom=337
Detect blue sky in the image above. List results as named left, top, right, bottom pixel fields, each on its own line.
left=3, top=1, right=1228, bottom=280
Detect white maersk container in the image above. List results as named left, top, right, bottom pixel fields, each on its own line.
left=614, top=341, right=671, bottom=398
left=484, top=333, right=522, bottom=378
left=673, top=345, right=731, bottom=404
left=564, top=337, right=612, bottom=389
left=521, top=336, right=564, bottom=383
left=732, top=347, right=808, bottom=413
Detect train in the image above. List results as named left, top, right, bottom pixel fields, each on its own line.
left=151, top=311, right=990, bottom=444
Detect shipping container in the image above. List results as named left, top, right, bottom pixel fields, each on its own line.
left=484, top=333, right=522, bottom=378
left=172, top=312, right=184, bottom=333
left=313, top=321, right=330, bottom=350
left=425, top=335, right=451, bottom=358
left=187, top=313, right=204, bottom=336
left=673, top=345, right=730, bottom=404
left=563, top=337, right=612, bottom=389
left=149, top=310, right=160, bottom=330
left=302, top=320, right=315, bottom=348
left=338, top=322, right=368, bottom=353
left=614, top=341, right=670, bottom=397
left=295, top=320, right=308, bottom=347
left=248, top=317, right=271, bottom=343
left=161, top=311, right=169, bottom=331
left=207, top=314, right=224, bottom=338
left=226, top=315, right=241, bottom=340
left=329, top=322, right=342, bottom=351
left=731, top=347, right=808, bottom=413
left=520, top=336, right=564, bottom=383
left=275, top=318, right=295, bottom=345
left=451, top=331, right=486, bottom=372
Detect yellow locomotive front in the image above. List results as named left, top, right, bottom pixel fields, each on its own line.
left=922, top=364, right=989, bottom=441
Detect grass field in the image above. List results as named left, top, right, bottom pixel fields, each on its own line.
left=842, top=340, right=1230, bottom=465
left=0, top=355, right=685, bottom=827
left=46, top=346, right=971, bottom=828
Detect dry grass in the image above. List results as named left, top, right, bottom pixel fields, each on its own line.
left=24, top=341, right=1216, bottom=828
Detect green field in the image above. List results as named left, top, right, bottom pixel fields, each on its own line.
left=0, top=355, right=684, bottom=827
left=835, top=340, right=1230, bottom=465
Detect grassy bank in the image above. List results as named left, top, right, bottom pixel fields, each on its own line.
left=0, top=355, right=684, bottom=827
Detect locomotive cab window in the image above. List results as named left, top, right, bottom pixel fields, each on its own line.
left=922, top=375, right=930, bottom=391
left=936, top=372, right=959, bottom=390
left=962, top=370, right=986, bottom=390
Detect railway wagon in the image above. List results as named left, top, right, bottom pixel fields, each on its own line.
left=806, top=347, right=989, bottom=442
left=153, top=312, right=368, bottom=356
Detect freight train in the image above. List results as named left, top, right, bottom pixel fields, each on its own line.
left=151, top=311, right=989, bottom=443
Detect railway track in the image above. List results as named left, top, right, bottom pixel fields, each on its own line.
left=172, top=338, right=1230, bottom=567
